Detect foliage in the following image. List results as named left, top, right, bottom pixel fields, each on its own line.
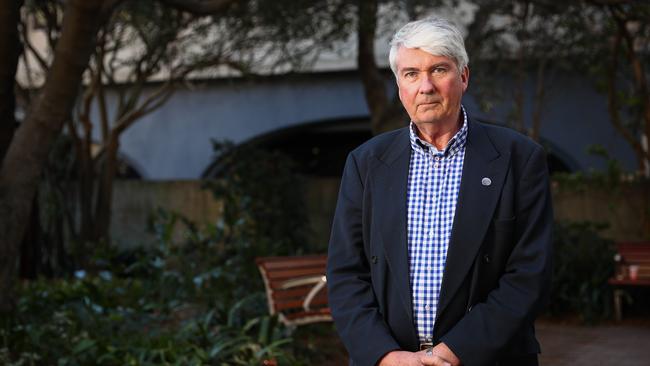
left=203, top=141, right=312, bottom=257
left=463, top=1, right=603, bottom=139
left=2, top=136, right=320, bottom=363
left=548, top=221, right=616, bottom=323
left=1, top=211, right=300, bottom=365
left=595, top=2, right=650, bottom=173
left=552, top=144, right=630, bottom=192
left=1, top=281, right=294, bottom=365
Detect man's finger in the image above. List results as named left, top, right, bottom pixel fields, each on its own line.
left=419, top=353, right=451, bottom=366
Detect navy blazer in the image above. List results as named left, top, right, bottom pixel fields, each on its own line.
left=326, top=117, right=553, bottom=366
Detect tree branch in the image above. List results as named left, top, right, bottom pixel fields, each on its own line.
left=609, top=5, right=650, bottom=165
left=111, top=82, right=172, bottom=136
left=100, top=0, right=126, bottom=17
left=94, top=29, right=110, bottom=141
left=607, top=28, right=646, bottom=168
left=590, top=0, right=636, bottom=5
left=156, top=0, right=238, bottom=15
left=20, top=20, right=50, bottom=74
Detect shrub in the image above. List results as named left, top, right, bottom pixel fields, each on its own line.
left=1, top=225, right=299, bottom=365
left=1, top=141, right=314, bottom=365
left=548, top=221, right=616, bottom=323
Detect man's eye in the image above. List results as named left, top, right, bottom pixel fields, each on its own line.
left=404, top=72, right=417, bottom=79
left=433, top=67, right=447, bottom=74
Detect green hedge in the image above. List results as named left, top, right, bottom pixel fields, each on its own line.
left=548, top=221, right=616, bottom=323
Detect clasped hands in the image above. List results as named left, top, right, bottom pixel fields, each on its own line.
left=378, top=342, right=460, bottom=366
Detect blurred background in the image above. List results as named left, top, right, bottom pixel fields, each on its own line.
left=0, top=0, right=648, bottom=364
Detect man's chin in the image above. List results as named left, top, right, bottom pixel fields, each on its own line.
left=414, top=113, right=444, bottom=124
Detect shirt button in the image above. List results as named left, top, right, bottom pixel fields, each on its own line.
left=425, top=305, right=430, bottom=310
left=428, top=266, right=433, bottom=271
left=435, top=156, right=440, bottom=161
left=429, top=230, right=434, bottom=237
left=434, top=163, right=440, bottom=168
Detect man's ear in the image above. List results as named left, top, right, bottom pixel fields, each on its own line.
left=461, top=66, right=469, bottom=92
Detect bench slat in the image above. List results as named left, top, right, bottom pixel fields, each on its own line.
left=275, top=295, right=329, bottom=311
left=283, top=309, right=331, bottom=321
left=272, top=286, right=327, bottom=299
left=609, top=278, right=650, bottom=286
left=256, top=256, right=326, bottom=269
left=265, top=267, right=326, bottom=282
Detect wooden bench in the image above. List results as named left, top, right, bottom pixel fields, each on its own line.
left=255, top=255, right=332, bottom=327
left=608, top=242, right=650, bottom=321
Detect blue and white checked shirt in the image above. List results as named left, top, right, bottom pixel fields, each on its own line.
left=407, top=107, right=468, bottom=344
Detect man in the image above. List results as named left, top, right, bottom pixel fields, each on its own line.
left=326, top=17, right=553, bottom=366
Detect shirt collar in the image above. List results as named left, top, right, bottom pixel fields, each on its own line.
left=409, top=105, right=468, bottom=158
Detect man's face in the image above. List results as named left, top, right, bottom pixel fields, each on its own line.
left=395, top=47, right=469, bottom=126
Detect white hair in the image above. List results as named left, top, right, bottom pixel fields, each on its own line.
left=389, top=16, right=469, bottom=78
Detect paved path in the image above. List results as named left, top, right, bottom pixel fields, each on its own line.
left=313, top=320, right=650, bottom=365
left=537, top=320, right=650, bottom=366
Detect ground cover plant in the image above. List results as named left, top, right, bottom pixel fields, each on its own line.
left=1, top=143, right=324, bottom=365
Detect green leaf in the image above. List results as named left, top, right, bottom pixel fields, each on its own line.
left=72, top=338, right=96, bottom=355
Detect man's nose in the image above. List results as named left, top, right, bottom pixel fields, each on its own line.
left=419, top=75, right=434, bottom=94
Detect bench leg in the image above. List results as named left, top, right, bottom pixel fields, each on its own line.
left=613, top=289, right=623, bottom=322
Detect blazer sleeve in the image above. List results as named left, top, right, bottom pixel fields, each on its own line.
left=326, top=152, right=401, bottom=366
left=440, top=144, right=554, bottom=366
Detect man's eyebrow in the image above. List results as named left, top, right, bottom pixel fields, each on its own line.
left=399, top=62, right=453, bottom=73
left=431, top=62, right=452, bottom=68
left=399, top=67, right=419, bottom=73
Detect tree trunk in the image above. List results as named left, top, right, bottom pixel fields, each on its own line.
left=77, top=119, right=96, bottom=260
left=513, top=1, right=530, bottom=134
left=0, top=0, right=106, bottom=312
left=357, top=0, right=386, bottom=130
left=19, top=195, right=42, bottom=280
left=357, top=0, right=407, bottom=135
left=0, top=0, right=24, bottom=164
left=93, top=134, right=120, bottom=244
left=530, top=58, right=548, bottom=142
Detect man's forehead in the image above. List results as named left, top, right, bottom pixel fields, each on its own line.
left=396, top=48, right=455, bottom=68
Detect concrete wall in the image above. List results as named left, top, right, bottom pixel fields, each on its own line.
left=552, top=181, right=650, bottom=241
left=111, top=180, right=222, bottom=247
left=111, top=178, right=339, bottom=250
left=111, top=179, right=650, bottom=249
left=98, top=70, right=637, bottom=180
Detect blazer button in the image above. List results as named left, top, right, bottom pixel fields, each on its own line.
left=483, top=255, right=490, bottom=264
left=371, top=255, right=378, bottom=264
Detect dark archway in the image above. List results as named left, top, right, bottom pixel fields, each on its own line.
left=204, top=117, right=576, bottom=178
left=202, top=117, right=373, bottom=178
left=252, top=117, right=373, bottom=177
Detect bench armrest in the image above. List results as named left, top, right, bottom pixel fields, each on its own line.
left=280, top=275, right=327, bottom=311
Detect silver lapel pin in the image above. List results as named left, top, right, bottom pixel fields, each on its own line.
left=481, top=177, right=492, bottom=186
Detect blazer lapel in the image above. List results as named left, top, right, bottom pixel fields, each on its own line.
left=372, top=128, right=414, bottom=322
left=435, top=119, right=511, bottom=319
